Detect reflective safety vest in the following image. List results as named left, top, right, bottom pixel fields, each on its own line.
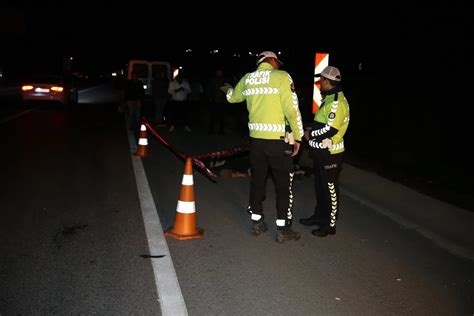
left=314, top=91, right=350, bottom=154
left=226, top=62, right=304, bottom=141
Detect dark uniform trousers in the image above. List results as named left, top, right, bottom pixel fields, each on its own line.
left=249, top=138, right=295, bottom=228
left=312, top=149, right=344, bottom=228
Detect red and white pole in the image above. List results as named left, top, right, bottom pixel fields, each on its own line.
left=312, top=52, right=329, bottom=114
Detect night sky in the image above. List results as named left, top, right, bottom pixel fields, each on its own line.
left=1, top=2, right=470, bottom=78
left=1, top=2, right=470, bottom=111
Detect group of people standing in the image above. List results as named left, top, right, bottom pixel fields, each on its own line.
left=121, top=51, right=350, bottom=243
left=123, top=68, right=242, bottom=135
left=121, top=70, right=194, bottom=135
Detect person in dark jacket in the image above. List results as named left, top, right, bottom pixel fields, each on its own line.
left=125, top=71, right=145, bottom=134
left=206, top=68, right=231, bottom=134
left=151, top=70, right=169, bottom=125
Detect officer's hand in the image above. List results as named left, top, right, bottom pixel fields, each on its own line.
left=219, top=83, right=233, bottom=93
left=291, top=141, right=301, bottom=157
left=321, top=138, right=332, bottom=149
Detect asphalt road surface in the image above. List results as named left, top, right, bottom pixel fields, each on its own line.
left=0, top=85, right=472, bottom=315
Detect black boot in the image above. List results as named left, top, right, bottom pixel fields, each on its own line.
left=311, top=226, right=336, bottom=237
left=251, top=220, right=267, bottom=236
left=276, top=228, right=301, bottom=243
left=299, top=214, right=321, bottom=226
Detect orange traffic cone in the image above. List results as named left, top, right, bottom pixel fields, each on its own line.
left=135, top=123, right=148, bottom=157
left=165, top=157, right=204, bottom=240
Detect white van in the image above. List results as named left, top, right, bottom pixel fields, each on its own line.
left=127, top=60, right=172, bottom=96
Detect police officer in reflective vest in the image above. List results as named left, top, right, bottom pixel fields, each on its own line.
left=222, top=51, right=304, bottom=243
left=300, top=66, right=350, bottom=237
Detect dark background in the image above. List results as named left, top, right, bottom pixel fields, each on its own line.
left=1, top=2, right=472, bottom=209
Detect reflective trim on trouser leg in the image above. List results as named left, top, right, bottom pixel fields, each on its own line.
left=246, top=205, right=252, bottom=215
left=328, top=182, right=338, bottom=227
left=248, top=206, right=263, bottom=222
left=276, top=219, right=286, bottom=228
left=286, top=172, right=295, bottom=223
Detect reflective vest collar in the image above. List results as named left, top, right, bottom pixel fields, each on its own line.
left=257, top=62, right=274, bottom=71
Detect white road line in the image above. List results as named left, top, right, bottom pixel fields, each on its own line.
left=127, top=127, right=188, bottom=316
left=342, top=187, right=474, bottom=262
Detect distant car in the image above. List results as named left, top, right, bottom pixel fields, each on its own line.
left=20, top=74, right=78, bottom=106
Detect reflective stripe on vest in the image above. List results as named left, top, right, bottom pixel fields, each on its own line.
left=243, top=87, right=280, bottom=96
left=248, top=122, right=285, bottom=133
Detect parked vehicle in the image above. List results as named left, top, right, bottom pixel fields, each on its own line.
left=20, top=74, right=78, bottom=106
left=127, top=60, right=171, bottom=96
